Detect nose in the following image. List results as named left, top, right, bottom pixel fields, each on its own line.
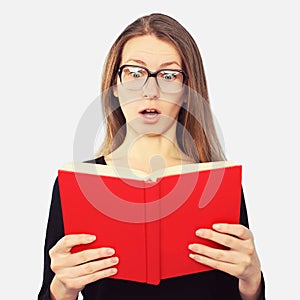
left=142, top=77, right=160, bottom=99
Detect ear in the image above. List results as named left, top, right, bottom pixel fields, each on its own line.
left=113, top=85, right=118, bottom=97
left=182, top=85, right=188, bottom=105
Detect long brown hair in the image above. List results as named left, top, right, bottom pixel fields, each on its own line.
left=97, top=13, right=225, bottom=162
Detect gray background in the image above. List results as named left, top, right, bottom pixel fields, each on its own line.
left=1, top=1, right=299, bottom=298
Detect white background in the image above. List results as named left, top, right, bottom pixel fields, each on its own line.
left=1, top=1, right=299, bottom=299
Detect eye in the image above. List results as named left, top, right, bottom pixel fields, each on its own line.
left=160, top=71, right=179, bottom=81
left=122, top=66, right=147, bottom=79
left=131, top=71, right=143, bottom=78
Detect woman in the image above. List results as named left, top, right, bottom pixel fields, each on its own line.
left=38, top=13, right=265, bottom=299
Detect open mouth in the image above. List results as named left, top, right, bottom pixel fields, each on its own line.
left=139, top=108, right=161, bottom=119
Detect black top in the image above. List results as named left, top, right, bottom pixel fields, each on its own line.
left=38, top=156, right=265, bottom=299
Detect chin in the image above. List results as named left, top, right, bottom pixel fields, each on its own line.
left=127, top=117, right=178, bottom=138
left=130, top=125, right=175, bottom=139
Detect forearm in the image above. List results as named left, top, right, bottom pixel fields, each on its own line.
left=239, top=272, right=263, bottom=300
left=50, top=276, right=80, bottom=300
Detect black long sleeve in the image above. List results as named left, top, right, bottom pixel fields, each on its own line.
left=38, top=178, right=64, bottom=300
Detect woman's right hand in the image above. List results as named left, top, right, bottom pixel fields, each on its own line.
left=49, top=234, right=119, bottom=300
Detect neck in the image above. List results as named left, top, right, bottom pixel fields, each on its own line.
left=107, top=125, right=193, bottom=173
left=131, top=135, right=180, bottom=159
left=123, top=127, right=181, bottom=159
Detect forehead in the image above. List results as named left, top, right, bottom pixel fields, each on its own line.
left=121, top=35, right=181, bottom=67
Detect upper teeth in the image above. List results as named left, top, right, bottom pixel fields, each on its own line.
left=145, top=109, right=156, bottom=112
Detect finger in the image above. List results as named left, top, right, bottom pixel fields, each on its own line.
left=188, top=243, right=241, bottom=264
left=189, top=253, right=238, bottom=277
left=67, top=256, right=119, bottom=278
left=69, top=247, right=116, bottom=266
left=72, top=267, right=118, bottom=288
left=196, top=228, right=238, bottom=249
left=58, top=267, right=118, bottom=290
left=212, top=224, right=253, bottom=240
left=55, top=234, right=97, bottom=253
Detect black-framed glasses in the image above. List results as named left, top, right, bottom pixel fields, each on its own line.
left=117, top=65, right=186, bottom=94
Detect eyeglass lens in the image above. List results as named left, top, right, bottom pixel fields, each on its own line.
left=120, top=66, right=184, bottom=93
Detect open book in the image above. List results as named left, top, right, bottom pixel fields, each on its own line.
left=58, top=160, right=242, bottom=285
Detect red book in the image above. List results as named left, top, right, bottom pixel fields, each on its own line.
left=58, top=161, right=242, bottom=285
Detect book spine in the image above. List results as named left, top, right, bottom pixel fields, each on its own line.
left=144, top=181, right=161, bottom=285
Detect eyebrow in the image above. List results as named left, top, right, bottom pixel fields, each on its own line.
left=124, top=59, right=182, bottom=69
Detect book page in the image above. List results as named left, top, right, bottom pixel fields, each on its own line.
left=60, top=162, right=150, bottom=181
left=60, top=160, right=240, bottom=182
left=151, top=160, right=239, bottom=180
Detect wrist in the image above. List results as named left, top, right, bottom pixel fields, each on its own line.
left=50, top=276, right=80, bottom=300
left=239, top=272, right=262, bottom=300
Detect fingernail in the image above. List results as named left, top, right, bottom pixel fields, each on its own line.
left=196, top=229, right=204, bottom=236
left=110, top=268, right=118, bottom=274
left=110, top=257, right=119, bottom=264
left=87, top=235, right=96, bottom=241
left=106, top=248, right=115, bottom=255
left=188, top=244, right=196, bottom=251
left=213, top=224, right=221, bottom=230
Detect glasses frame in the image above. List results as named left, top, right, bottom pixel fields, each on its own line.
left=117, top=64, right=187, bottom=93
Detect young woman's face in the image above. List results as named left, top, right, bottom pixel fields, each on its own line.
left=114, top=35, right=185, bottom=137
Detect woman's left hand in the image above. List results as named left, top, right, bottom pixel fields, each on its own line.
left=188, top=223, right=262, bottom=298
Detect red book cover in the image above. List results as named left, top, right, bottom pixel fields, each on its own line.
left=58, top=161, right=242, bottom=285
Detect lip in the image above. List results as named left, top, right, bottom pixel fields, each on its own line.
left=138, top=107, right=162, bottom=114
left=138, top=107, right=161, bottom=124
